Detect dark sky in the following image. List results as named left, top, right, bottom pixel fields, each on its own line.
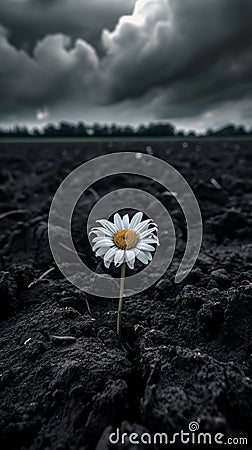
left=1, top=0, right=252, bottom=131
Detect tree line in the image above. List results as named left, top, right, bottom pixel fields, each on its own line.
left=0, top=122, right=251, bottom=138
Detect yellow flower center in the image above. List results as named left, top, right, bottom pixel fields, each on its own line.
left=113, top=230, right=139, bottom=250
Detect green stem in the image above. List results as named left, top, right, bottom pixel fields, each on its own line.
left=117, top=262, right=126, bottom=339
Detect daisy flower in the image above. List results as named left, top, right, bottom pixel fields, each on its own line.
left=89, top=211, right=159, bottom=339
left=89, top=211, right=159, bottom=269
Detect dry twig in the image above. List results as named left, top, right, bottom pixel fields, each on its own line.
left=59, top=242, right=86, bottom=257
left=28, top=267, right=55, bottom=289
left=0, top=209, right=27, bottom=220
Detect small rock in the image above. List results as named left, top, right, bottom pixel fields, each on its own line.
left=207, top=279, right=218, bottom=290
left=186, top=267, right=203, bottom=283
left=211, top=269, right=230, bottom=288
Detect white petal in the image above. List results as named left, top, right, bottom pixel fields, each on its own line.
left=135, top=250, right=149, bottom=265
left=89, top=229, right=100, bottom=236
left=104, top=247, right=118, bottom=267
left=104, top=259, right=111, bottom=269
left=136, top=242, right=155, bottom=251
left=104, top=250, right=116, bottom=268
left=145, top=251, right=153, bottom=261
left=146, top=234, right=159, bottom=246
left=140, top=238, right=159, bottom=244
left=89, top=227, right=114, bottom=238
left=139, top=227, right=158, bottom=238
left=134, top=220, right=158, bottom=233
left=92, top=236, right=114, bottom=243
left=129, top=212, right=143, bottom=229
left=92, top=237, right=113, bottom=246
left=134, top=219, right=152, bottom=233
left=126, top=259, right=135, bottom=269
left=95, top=247, right=108, bottom=257
left=93, top=239, right=115, bottom=252
left=96, top=219, right=117, bottom=234
left=123, top=214, right=130, bottom=229
left=114, top=249, right=125, bottom=267
left=90, top=231, right=108, bottom=238
left=125, top=249, right=135, bottom=269
left=114, top=213, right=124, bottom=231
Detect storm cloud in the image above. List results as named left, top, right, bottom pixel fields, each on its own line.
left=1, top=0, right=252, bottom=130
left=0, top=0, right=135, bottom=51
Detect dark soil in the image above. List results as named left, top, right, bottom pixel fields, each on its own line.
left=0, top=140, right=251, bottom=450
